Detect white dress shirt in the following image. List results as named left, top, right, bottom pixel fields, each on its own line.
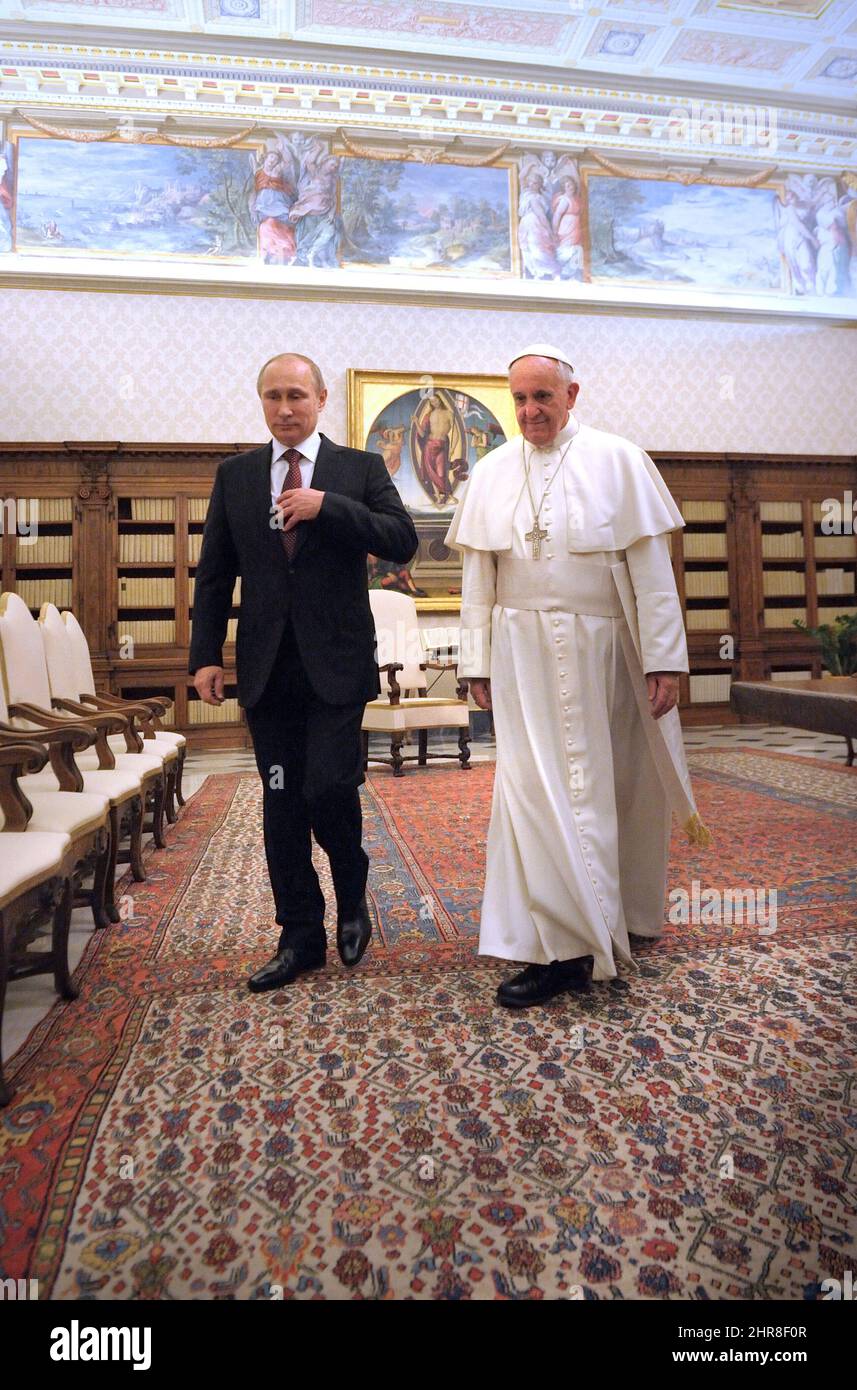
left=270, top=429, right=322, bottom=500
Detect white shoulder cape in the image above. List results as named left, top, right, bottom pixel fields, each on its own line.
left=445, top=421, right=684, bottom=553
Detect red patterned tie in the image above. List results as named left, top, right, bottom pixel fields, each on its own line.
left=278, top=447, right=303, bottom=561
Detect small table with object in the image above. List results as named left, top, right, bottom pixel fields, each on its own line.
left=730, top=677, right=857, bottom=765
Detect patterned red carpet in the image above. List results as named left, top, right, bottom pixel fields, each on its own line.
left=1, top=751, right=854, bottom=1300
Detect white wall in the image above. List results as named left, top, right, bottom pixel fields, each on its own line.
left=3, top=287, right=855, bottom=454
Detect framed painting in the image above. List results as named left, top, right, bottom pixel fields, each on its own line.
left=347, top=369, right=518, bottom=611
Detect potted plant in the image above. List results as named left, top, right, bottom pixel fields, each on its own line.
left=793, top=612, right=857, bottom=677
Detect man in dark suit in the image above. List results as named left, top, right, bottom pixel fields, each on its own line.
left=190, top=353, right=418, bottom=992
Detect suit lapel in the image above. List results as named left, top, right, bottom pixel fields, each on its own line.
left=251, top=442, right=290, bottom=568
left=292, top=434, right=341, bottom=561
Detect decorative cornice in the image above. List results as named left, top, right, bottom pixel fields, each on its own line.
left=0, top=38, right=855, bottom=171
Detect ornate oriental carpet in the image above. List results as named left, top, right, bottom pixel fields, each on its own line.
left=1, top=750, right=854, bottom=1300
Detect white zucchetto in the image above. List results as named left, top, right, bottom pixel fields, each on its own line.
left=508, top=343, right=574, bottom=373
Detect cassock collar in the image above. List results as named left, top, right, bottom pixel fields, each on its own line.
left=526, top=412, right=579, bottom=455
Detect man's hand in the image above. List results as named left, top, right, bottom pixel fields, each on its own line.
left=194, top=665, right=225, bottom=706
left=469, top=678, right=492, bottom=711
left=273, top=487, right=325, bottom=533
left=646, top=671, right=680, bottom=720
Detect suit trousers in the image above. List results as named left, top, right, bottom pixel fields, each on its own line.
left=243, top=620, right=369, bottom=954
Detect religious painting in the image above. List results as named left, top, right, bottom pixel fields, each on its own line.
left=14, top=135, right=257, bottom=259
left=517, top=151, right=584, bottom=282
left=250, top=132, right=341, bottom=266
left=348, top=370, right=518, bottom=610
left=337, top=153, right=517, bottom=277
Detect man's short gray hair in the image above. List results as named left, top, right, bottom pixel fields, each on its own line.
left=256, top=353, right=326, bottom=395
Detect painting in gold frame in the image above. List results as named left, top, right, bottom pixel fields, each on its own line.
left=348, top=369, right=518, bottom=611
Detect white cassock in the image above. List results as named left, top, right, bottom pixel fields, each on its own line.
left=445, top=413, right=708, bottom=982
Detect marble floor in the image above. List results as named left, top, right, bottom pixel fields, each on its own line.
left=3, top=723, right=852, bottom=1066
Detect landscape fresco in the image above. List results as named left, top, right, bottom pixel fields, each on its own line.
left=587, top=175, right=786, bottom=294
left=15, top=138, right=256, bottom=258
left=339, top=159, right=513, bottom=275
left=5, top=134, right=855, bottom=305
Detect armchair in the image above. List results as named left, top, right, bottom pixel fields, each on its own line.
left=362, top=590, right=471, bottom=776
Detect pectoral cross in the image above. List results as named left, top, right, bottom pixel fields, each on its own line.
left=525, top=522, right=548, bottom=559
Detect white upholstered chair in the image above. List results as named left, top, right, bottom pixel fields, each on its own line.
left=61, top=608, right=187, bottom=818
left=362, top=590, right=471, bottom=776
left=0, top=591, right=155, bottom=888
left=0, top=740, right=79, bottom=1105
left=39, top=602, right=178, bottom=841
left=0, top=664, right=112, bottom=932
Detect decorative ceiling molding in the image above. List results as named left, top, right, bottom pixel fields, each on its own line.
left=1, top=40, right=855, bottom=173
left=3, top=0, right=857, bottom=106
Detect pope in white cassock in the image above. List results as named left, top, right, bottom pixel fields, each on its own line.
left=445, top=345, right=709, bottom=1009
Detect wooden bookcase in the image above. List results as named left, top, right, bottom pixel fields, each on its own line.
left=0, top=444, right=854, bottom=742
left=0, top=444, right=254, bottom=749
left=654, top=453, right=857, bottom=723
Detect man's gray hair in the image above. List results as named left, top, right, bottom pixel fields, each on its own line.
left=256, top=353, right=326, bottom=395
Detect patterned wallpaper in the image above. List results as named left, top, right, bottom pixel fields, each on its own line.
left=2, top=287, right=855, bottom=454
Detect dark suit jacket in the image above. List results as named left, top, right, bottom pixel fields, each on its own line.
left=188, top=435, right=418, bottom=709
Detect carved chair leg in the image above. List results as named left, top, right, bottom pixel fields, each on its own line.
left=129, top=794, right=146, bottom=882
left=150, top=773, right=167, bottom=850
left=89, top=827, right=112, bottom=930
left=164, top=765, right=177, bottom=824
left=391, top=733, right=405, bottom=777
left=52, top=878, right=78, bottom=1002
left=174, top=747, right=186, bottom=806
left=458, top=728, right=471, bottom=770
left=847, top=736, right=854, bottom=767
left=418, top=730, right=428, bottom=766
left=362, top=730, right=369, bottom=770
left=104, top=806, right=121, bottom=922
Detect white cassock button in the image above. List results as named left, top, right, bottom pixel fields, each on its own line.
left=552, top=619, right=560, bottom=627
left=574, top=809, right=581, bottom=816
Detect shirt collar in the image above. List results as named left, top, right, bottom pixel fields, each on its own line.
left=527, top=412, right=579, bottom=455
left=271, top=429, right=322, bottom=464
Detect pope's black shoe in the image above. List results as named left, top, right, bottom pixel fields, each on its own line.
left=337, top=897, right=372, bottom=967
left=247, top=943, right=326, bottom=993
left=497, top=958, right=589, bottom=1008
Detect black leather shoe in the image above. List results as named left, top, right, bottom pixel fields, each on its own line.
left=337, top=897, right=372, bottom=968
left=497, top=959, right=589, bottom=1009
left=247, top=944, right=326, bottom=993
